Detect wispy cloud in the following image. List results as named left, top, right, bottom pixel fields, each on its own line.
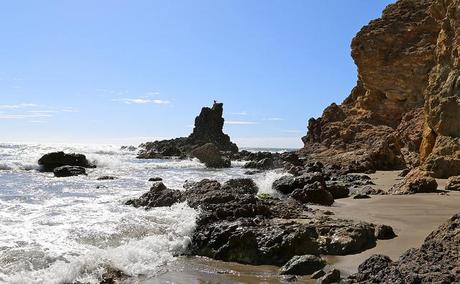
left=0, top=103, right=38, bottom=109
left=225, top=120, right=258, bottom=125
left=0, top=103, right=78, bottom=122
left=229, top=111, right=248, bottom=116
left=114, top=98, right=170, bottom=105
left=266, top=117, right=284, bottom=121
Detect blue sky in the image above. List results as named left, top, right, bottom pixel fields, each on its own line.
left=0, top=0, right=394, bottom=148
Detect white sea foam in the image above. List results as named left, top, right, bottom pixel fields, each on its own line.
left=0, top=142, right=257, bottom=282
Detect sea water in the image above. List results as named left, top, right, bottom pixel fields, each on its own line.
left=0, top=143, right=286, bottom=283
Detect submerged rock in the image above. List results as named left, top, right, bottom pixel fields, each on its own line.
left=53, top=166, right=87, bottom=177
left=38, top=151, right=95, bottom=172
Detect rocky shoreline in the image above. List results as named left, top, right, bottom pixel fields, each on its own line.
left=33, top=0, right=460, bottom=282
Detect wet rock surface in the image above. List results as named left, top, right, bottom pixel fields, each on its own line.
left=279, top=255, right=326, bottom=276
left=190, top=143, right=231, bottom=168
left=38, top=151, right=95, bottom=172
left=127, top=178, right=388, bottom=268
left=53, top=166, right=87, bottom=177
left=347, top=214, right=460, bottom=283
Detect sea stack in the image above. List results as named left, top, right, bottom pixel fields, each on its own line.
left=137, top=102, right=238, bottom=161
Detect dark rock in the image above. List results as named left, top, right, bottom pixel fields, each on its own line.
left=190, top=143, right=230, bottom=168
left=279, top=255, right=326, bottom=276
left=311, top=270, right=326, bottom=279
left=348, top=214, right=460, bottom=283
left=390, top=169, right=438, bottom=194
left=399, top=168, right=411, bottom=177
left=320, top=269, right=340, bottom=284
left=353, top=194, right=371, bottom=199
left=446, top=176, right=460, bottom=191
left=375, top=225, right=397, bottom=240
left=53, top=166, right=87, bottom=177
left=325, top=181, right=350, bottom=199
left=272, top=173, right=326, bottom=195
left=188, top=102, right=238, bottom=153
left=125, top=182, right=184, bottom=208
left=272, top=176, right=297, bottom=195
left=97, top=176, right=117, bottom=180
left=244, top=170, right=262, bottom=175
left=38, top=152, right=95, bottom=172
left=221, top=178, right=258, bottom=195
left=291, top=182, right=334, bottom=206
left=137, top=102, right=238, bottom=159
left=354, top=186, right=385, bottom=196
left=148, top=177, right=163, bottom=182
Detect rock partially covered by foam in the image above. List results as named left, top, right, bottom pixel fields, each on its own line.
left=38, top=151, right=95, bottom=172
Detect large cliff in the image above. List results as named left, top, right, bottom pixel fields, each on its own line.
left=302, top=0, right=459, bottom=178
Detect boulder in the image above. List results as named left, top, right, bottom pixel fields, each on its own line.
left=279, top=255, right=326, bottom=276
left=38, top=152, right=95, bottom=172
left=291, top=182, right=334, bottom=206
left=53, top=166, right=87, bottom=177
left=325, top=181, right=350, bottom=199
left=389, top=169, right=438, bottom=194
left=272, top=173, right=326, bottom=195
left=374, top=225, right=397, bottom=240
left=221, top=178, right=258, bottom=195
left=446, top=176, right=460, bottom=191
left=125, top=182, right=184, bottom=208
left=190, top=143, right=231, bottom=168
left=319, top=269, right=340, bottom=284
left=148, top=177, right=163, bottom=182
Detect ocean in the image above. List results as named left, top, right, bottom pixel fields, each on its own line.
left=0, top=143, right=286, bottom=283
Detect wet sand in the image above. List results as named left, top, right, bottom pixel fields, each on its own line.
left=149, top=171, right=460, bottom=283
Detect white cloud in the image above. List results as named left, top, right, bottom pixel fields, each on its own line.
left=0, top=103, right=38, bottom=109
left=266, top=117, right=284, bottom=121
left=0, top=113, right=53, bottom=119
left=225, top=120, right=258, bottom=125
left=229, top=111, right=248, bottom=116
left=114, top=98, right=170, bottom=105
left=0, top=103, right=77, bottom=121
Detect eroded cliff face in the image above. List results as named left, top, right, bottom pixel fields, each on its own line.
left=302, top=0, right=459, bottom=177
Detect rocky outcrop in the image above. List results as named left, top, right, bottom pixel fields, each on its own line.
left=347, top=213, right=460, bottom=283
left=126, top=178, right=392, bottom=268
left=301, top=0, right=460, bottom=178
left=38, top=152, right=95, bottom=172
left=137, top=103, right=238, bottom=160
